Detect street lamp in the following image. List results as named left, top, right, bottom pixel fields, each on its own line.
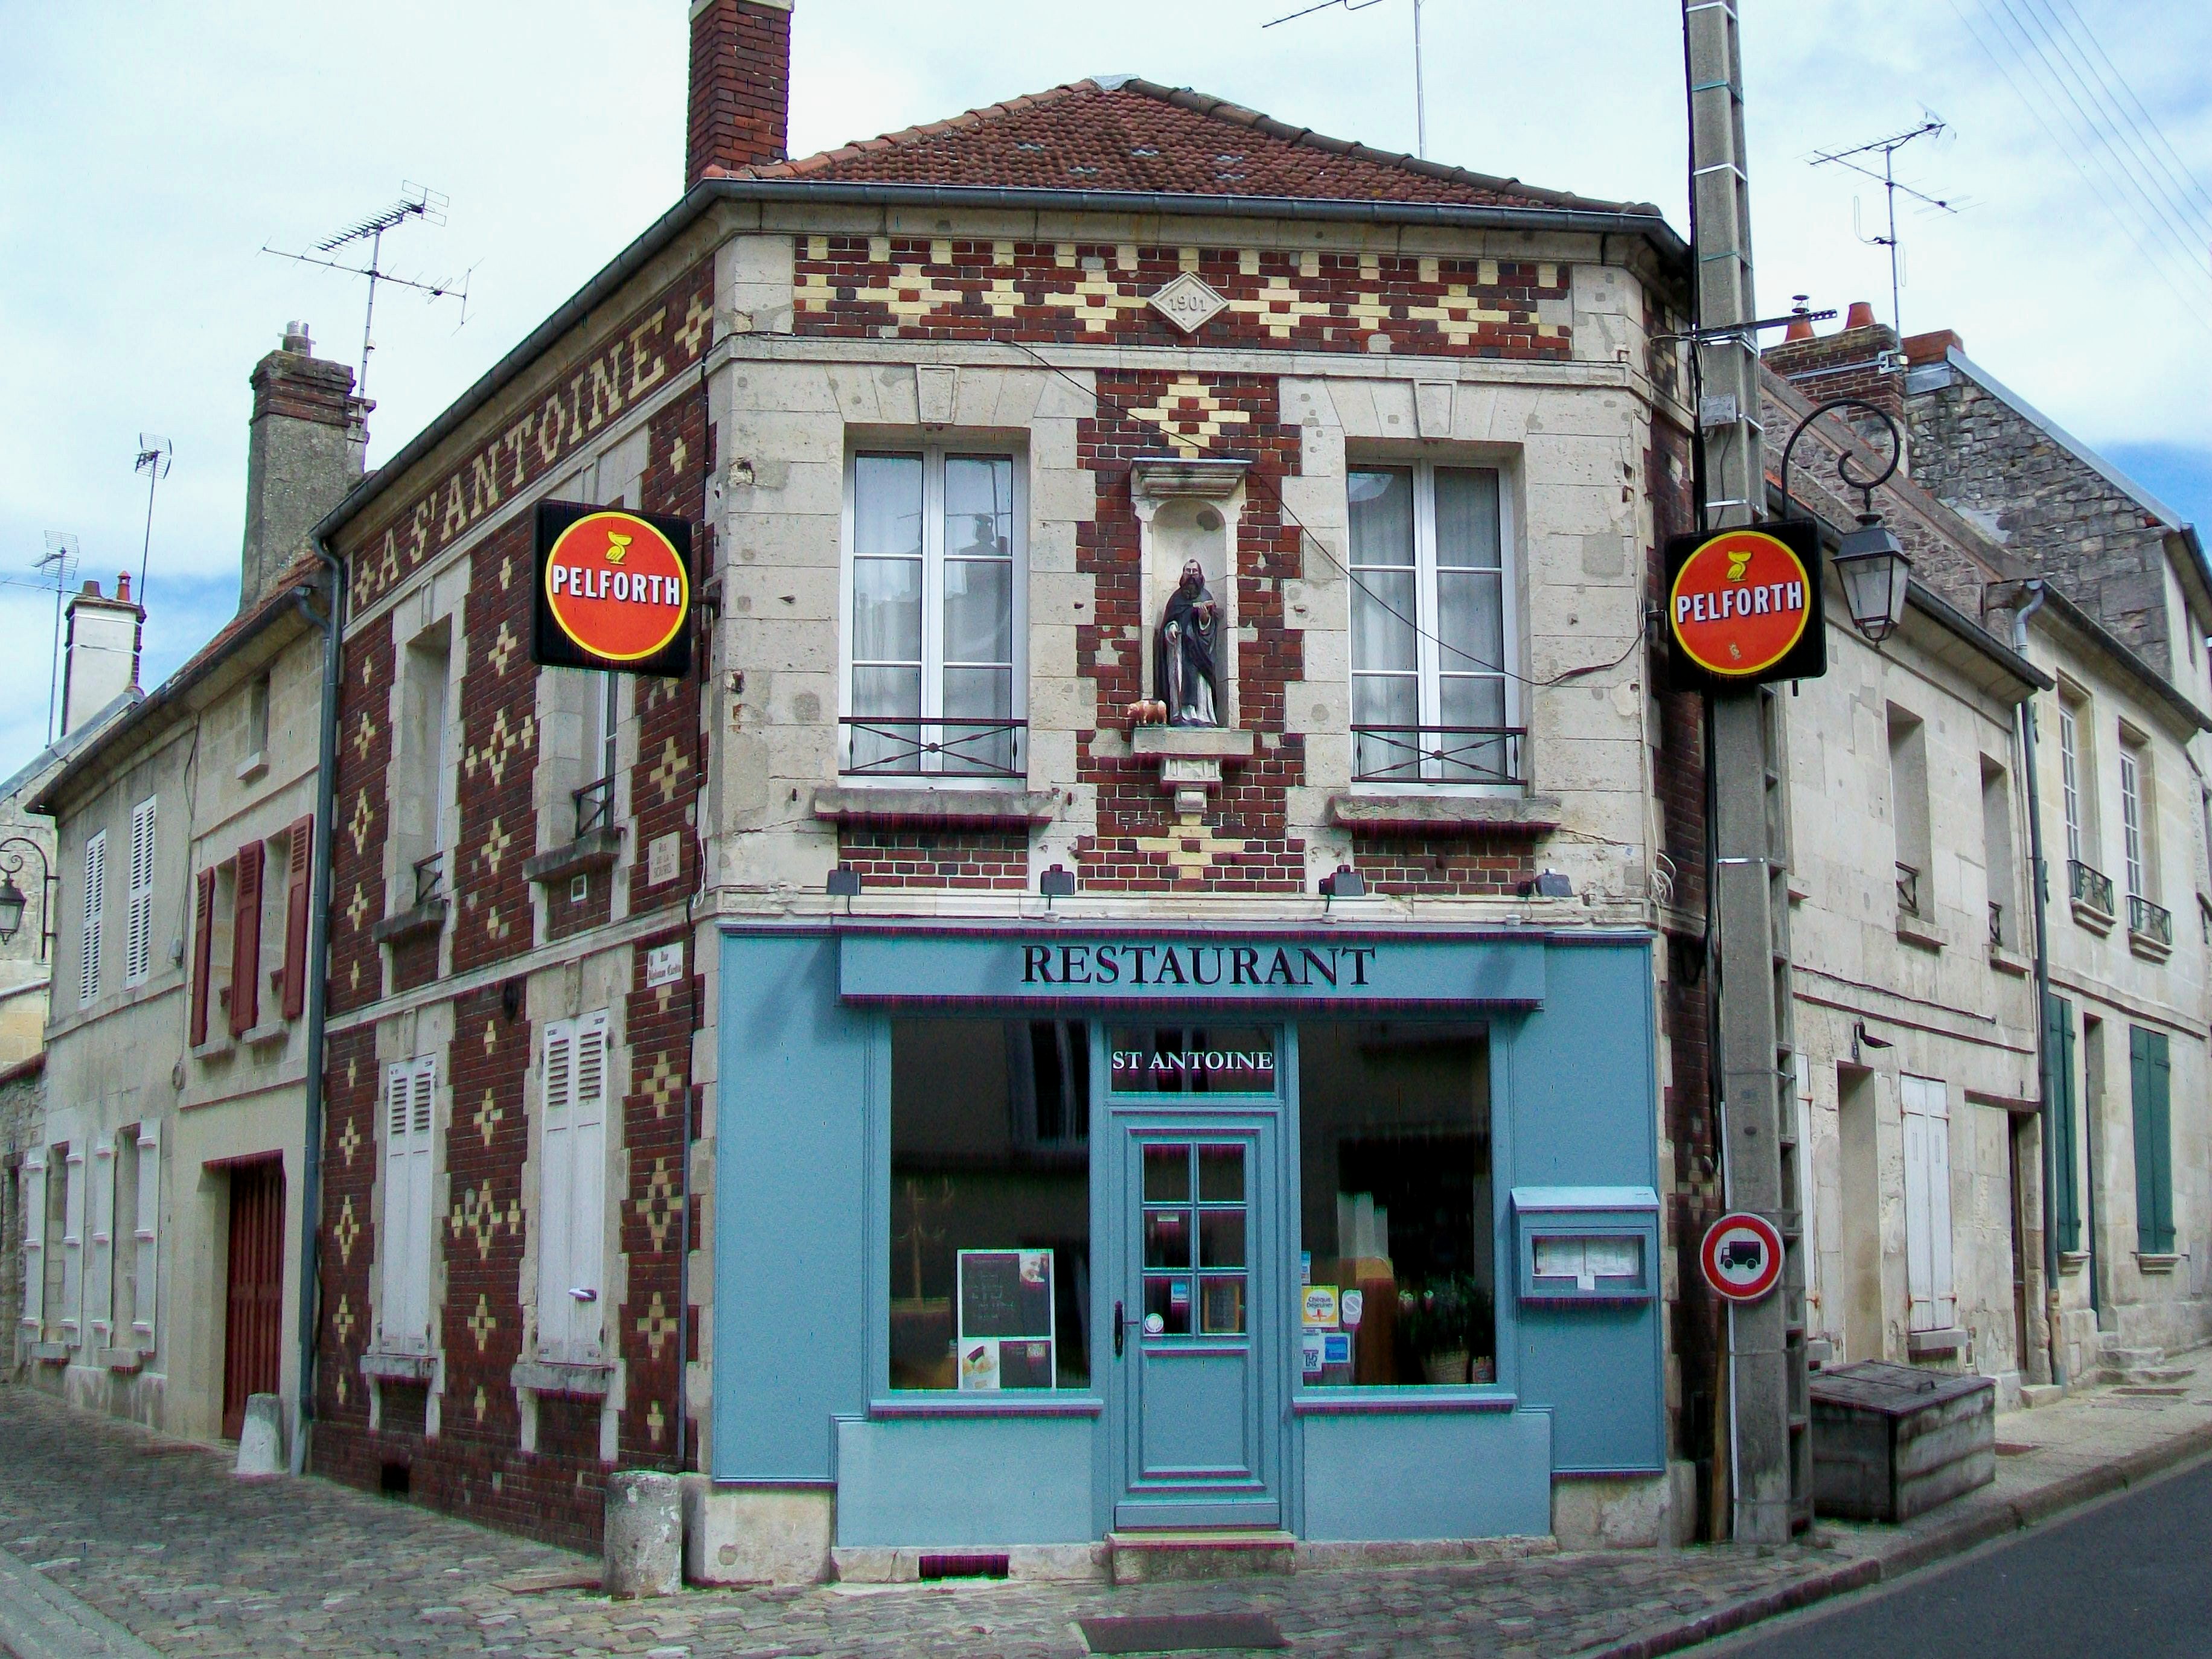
left=1777, top=396, right=1912, bottom=646
left=0, top=836, right=55, bottom=959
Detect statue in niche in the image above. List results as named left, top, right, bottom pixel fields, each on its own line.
left=1156, top=558, right=1221, bottom=727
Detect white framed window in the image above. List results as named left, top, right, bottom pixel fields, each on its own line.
left=80, top=830, right=106, bottom=1005
left=2057, top=692, right=2089, bottom=866
left=2119, top=734, right=2155, bottom=900
left=535, top=1010, right=610, bottom=1363
left=1900, top=1075, right=1955, bottom=1334
left=379, top=1056, right=439, bottom=1354
left=125, top=797, right=156, bottom=986
left=841, top=448, right=1024, bottom=779
left=1346, top=462, right=1517, bottom=787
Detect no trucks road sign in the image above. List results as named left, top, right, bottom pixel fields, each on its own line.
left=1700, top=1211, right=1785, bottom=1303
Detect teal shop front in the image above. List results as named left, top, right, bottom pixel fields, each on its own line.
left=714, top=925, right=1664, bottom=1549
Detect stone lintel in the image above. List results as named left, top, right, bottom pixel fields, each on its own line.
left=524, top=827, right=625, bottom=887
left=1130, top=727, right=1256, bottom=761
left=811, top=785, right=1061, bottom=830
left=1326, top=791, right=1563, bottom=836
left=371, top=900, right=448, bottom=947
left=511, top=1360, right=616, bottom=1398
left=360, top=1351, right=437, bottom=1383
left=1130, top=456, right=1249, bottom=500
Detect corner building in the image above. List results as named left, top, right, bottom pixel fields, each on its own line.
left=314, top=0, right=1713, bottom=1567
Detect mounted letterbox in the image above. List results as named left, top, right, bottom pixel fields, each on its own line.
left=1511, top=1188, right=1661, bottom=1305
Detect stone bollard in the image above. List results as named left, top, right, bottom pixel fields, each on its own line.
left=603, top=1471, right=683, bottom=1597
left=234, top=1394, right=285, bottom=1477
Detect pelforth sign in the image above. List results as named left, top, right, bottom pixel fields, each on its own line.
left=1663, top=519, right=1825, bottom=691
left=532, top=501, right=694, bottom=677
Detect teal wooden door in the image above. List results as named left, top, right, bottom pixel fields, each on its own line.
left=1111, top=1118, right=1282, bottom=1529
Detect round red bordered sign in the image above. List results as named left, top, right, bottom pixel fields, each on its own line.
left=1699, top=1211, right=1785, bottom=1303
left=1669, top=529, right=1812, bottom=679
left=543, top=510, right=689, bottom=663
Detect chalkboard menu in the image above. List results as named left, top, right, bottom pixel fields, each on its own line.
left=956, top=1249, right=1055, bottom=1390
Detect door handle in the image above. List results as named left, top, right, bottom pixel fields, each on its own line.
left=1114, top=1300, right=1125, bottom=1357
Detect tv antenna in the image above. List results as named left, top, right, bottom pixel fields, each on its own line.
left=133, top=433, right=171, bottom=614
left=1808, top=117, right=1959, bottom=342
left=39, top=533, right=80, bottom=747
left=1265, top=0, right=1427, bottom=160
left=261, top=182, right=470, bottom=397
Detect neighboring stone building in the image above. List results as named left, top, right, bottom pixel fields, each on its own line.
left=308, top=0, right=1721, bottom=1562
left=19, top=324, right=364, bottom=1443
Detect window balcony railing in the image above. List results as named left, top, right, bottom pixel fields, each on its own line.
left=1895, top=861, right=1922, bottom=919
left=2127, top=893, right=2173, bottom=950
left=1351, top=725, right=1525, bottom=787
left=413, top=851, right=446, bottom=907
left=840, top=717, right=1025, bottom=780
left=574, top=775, right=615, bottom=840
left=1988, top=900, right=2005, bottom=949
left=2069, top=858, right=2115, bottom=918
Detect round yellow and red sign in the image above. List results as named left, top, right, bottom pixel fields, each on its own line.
left=542, top=510, right=690, bottom=663
left=1668, top=529, right=1813, bottom=679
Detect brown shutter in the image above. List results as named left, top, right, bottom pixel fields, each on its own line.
left=189, top=868, right=216, bottom=1046
left=229, top=840, right=264, bottom=1036
left=281, top=817, right=312, bottom=1020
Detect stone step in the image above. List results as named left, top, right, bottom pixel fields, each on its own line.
left=2100, top=1346, right=2169, bottom=1369
left=1105, top=1529, right=1296, bottom=1585
left=2019, top=1382, right=2068, bottom=1408
left=2102, top=1365, right=2192, bottom=1387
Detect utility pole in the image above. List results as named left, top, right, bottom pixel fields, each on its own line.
left=1683, top=0, right=1809, bottom=1543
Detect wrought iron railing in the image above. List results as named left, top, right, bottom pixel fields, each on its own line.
left=413, top=851, right=446, bottom=907
left=1895, top=861, right=1922, bottom=919
left=840, top=717, right=1025, bottom=779
left=574, top=775, right=615, bottom=839
left=1989, top=900, right=2005, bottom=949
left=2128, top=893, right=2173, bottom=948
left=2069, top=858, right=2115, bottom=917
left=1351, top=725, right=1525, bottom=787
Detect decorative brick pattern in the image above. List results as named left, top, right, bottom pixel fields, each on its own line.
left=314, top=1024, right=380, bottom=1437
left=452, top=519, right=538, bottom=976
left=618, top=932, right=697, bottom=1463
left=795, top=238, right=1570, bottom=359
left=437, top=981, right=529, bottom=1459
left=837, top=826, right=1029, bottom=889
left=328, top=619, right=393, bottom=1015
left=1350, top=835, right=1537, bottom=897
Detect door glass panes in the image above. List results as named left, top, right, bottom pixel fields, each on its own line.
left=889, top=1018, right=1089, bottom=1391
left=1110, top=1026, right=1277, bottom=1095
left=1142, top=1141, right=1248, bottom=1339
left=1298, top=1024, right=1493, bottom=1387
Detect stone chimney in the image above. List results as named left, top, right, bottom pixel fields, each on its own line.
left=686, top=0, right=792, bottom=187
left=60, top=575, right=143, bottom=737
left=239, top=321, right=371, bottom=610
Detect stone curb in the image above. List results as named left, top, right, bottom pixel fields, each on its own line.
left=1580, top=1421, right=2212, bottom=1659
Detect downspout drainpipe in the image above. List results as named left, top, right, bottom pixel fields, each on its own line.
left=2012, top=581, right=2064, bottom=1387
left=291, top=539, right=346, bottom=1472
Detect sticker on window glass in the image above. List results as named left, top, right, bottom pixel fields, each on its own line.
left=1302, top=1285, right=1340, bottom=1328
left=1301, top=1331, right=1326, bottom=1375
left=959, top=1341, right=1001, bottom=1392
left=1340, top=1289, right=1365, bottom=1328
left=1323, top=1331, right=1352, bottom=1367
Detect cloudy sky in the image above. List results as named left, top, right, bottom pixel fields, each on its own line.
left=5, top=1, right=2208, bottom=782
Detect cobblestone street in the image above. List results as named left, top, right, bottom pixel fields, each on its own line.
left=0, top=1388, right=1833, bottom=1658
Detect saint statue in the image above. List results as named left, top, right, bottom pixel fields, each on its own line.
left=1156, top=558, right=1221, bottom=727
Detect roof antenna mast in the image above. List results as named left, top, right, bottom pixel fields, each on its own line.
left=1264, top=0, right=1425, bottom=160
left=133, top=433, right=171, bottom=614
left=37, top=533, right=80, bottom=747
left=261, top=182, right=470, bottom=398
left=1808, top=117, right=1958, bottom=345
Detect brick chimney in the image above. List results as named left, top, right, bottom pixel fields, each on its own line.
left=1762, top=298, right=1906, bottom=437
left=239, top=321, right=371, bottom=611
left=687, top=0, right=792, bottom=187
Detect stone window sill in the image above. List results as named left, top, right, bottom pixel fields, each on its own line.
left=371, top=900, right=447, bottom=948
left=1895, top=915, right=1946, bottom=953
left=2127, top=929, right=2173, bottom=964
left=1988, top=945, right=2031, bottom=977
left=101, top=1347, right=144, bottom=1373
left=359, top=1350, right=437, bottom=1384
left=811, top=784, right=1062, bottom=830
left=1326, top=791, right=1562, bottom=837
left=2137, top=1252, right=2181, bottom=1273
left=1907, top=1325, right=1967, bottom=1357
left=190, top=1034, right=235, bottom=1061
left=235, top=752, right=268, bottom=784
left=524, top=828, right=624, bottom=888
left=511, top=1359, right=615, bottom=1398
left=28, top=1340, right=69, bottom=1364
left=2058, top=1250, right=2090, bottom=1273
left=241, top=1018, right=289, bottom=1049
left=2071, top=897, right=2115, bottom=935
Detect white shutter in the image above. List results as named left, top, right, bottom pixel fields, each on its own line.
left=132, top=1124, right=159, bottom=1348
left=59, top=1143, right=83, bottom=1347
left=537, top=1020, right=576, bottom=1359
left=81, top=831, right=106, bottom=1005
left=381, top=1062, right=419, bottom=1351
left=569, top=1011, right=610, bottom=1361
left=1901, top=1076, right=1955, bottom=1333
left=405, top=1058, right=438, bottom=1351
left=19, top=1149, right=45, bottom=1334
left=125, top=798, right=156, bottom=985
left=1926, top=1083, right=1955, bottom=1328
left=85, top=1139, right=115, bottom=1346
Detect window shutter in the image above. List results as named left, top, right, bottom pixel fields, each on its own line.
left=59, top=1143, right=84, bottom=1347
left=2131, top=1028, right=2175, bottom=1255
left=381, top=1063, right=415, bottom=1349
left=2150, top=1035, right=2174, bottom=1254
left=2044, top=994, right=2081, bottom=1253
left=281, top=817, right=312, bottom=1020
left=189, top=868, right=216, bottom=1045
left=1926, top=1084, right=1955, bottom=1328
left=1902, top=1085, right=1934, bottom=1332
left=81, top=831, right=105, bottom=1006
left=404, top=1057, right=438, bottom=1351
left=125, top=798, right=155, bottom=985
left=20, top=1149, right=45, bottom=1332
left=132, top=1124, right=159, bottom=1348
left=537, top=1020, right=575, bottom=1359
left=229, top=840, right=264, bottom=1035
left=569, top=1011, right=610, bottom=1361
left=85, top=1139, right=115, bottom=1347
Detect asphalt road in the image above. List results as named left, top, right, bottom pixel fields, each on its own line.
left=1705, top=1453, right=2212, bottom=1658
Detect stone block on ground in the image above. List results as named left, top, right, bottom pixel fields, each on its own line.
left=604, top=1471, right=682, bottom=1597
left=233, top=1393, right=284, bottom=1477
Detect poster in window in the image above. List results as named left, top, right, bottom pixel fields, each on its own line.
left=956, top=1248, right=1055, bottom=1390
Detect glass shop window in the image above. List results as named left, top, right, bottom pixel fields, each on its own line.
left=1297, top=1023, right=1494, bottom=1387
left=1108, top=1026, right=1279, bottom=1095
left=889, top=1018, right=1090, bottom=1392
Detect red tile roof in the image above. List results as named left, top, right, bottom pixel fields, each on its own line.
left=716, top=76, right=1652, bottom=215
